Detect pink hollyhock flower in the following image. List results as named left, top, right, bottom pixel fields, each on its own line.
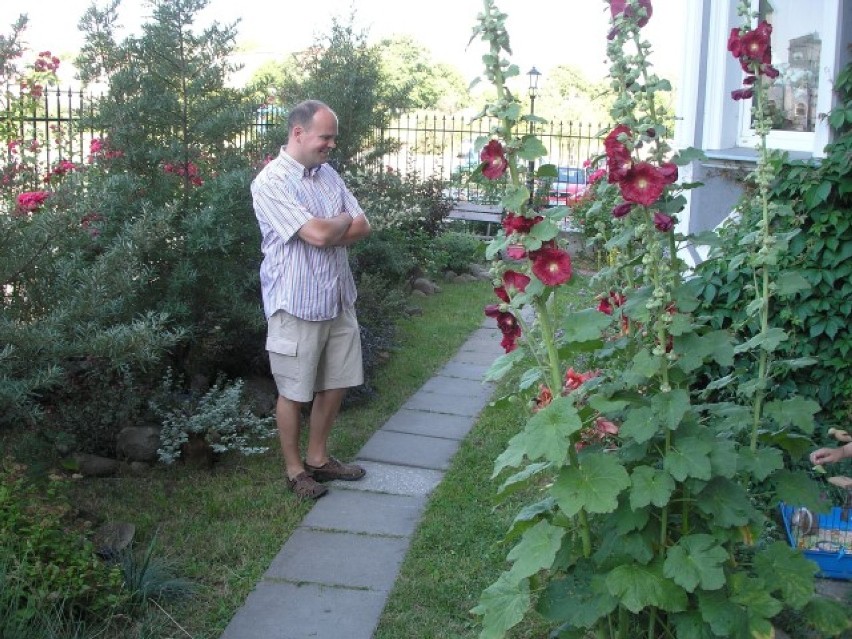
left=505, top=245, right=527, bottom=260
left=563, top=367, right=598, bottom=392
left=587, top=168, right=607, bottom=184
left=531, top=245, right=573, bottom=286
left=502, top=212, right=543, bottom=235
left=619, top=162, right=666, bottom=206
left=653, top=211, right=674, bottom=232
left=595, top=417, right=620, bottom=436
left=503, top=270, right=531, bottom=295
left=480, top=140, right=508, bottom=180
left=612, top=202, right=633, bottom=218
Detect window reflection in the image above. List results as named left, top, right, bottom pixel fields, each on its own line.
left=757, top=0, right=822, bottom=132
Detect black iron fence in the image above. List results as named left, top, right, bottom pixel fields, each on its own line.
left=3, top=87, right=607, bottom=199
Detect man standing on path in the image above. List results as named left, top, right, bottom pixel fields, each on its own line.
left=251, top=99, right=371, bottom=500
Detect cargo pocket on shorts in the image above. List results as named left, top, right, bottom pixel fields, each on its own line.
left=266, top=337, right=298, bottom=379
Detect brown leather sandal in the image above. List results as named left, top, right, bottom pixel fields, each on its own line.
left=287, top=471, right=328, bottom=500
left=305, top=456, right=366, bottom=482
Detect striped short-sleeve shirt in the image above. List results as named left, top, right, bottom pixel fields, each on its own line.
left=251, top=148, right=364, bottom=321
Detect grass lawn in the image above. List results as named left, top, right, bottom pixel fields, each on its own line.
left=63, top=278, right=497, bottom=638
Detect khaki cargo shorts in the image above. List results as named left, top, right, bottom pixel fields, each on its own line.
left=266, top=307, right=364, bottom=403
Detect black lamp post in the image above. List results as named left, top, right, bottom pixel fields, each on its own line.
left=527, top=66, right=541, bottom=200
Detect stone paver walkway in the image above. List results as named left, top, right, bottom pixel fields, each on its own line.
left=220, top=319, right=503, bottom=639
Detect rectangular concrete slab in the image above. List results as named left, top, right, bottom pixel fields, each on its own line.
left=326, top=461, right=444, bottom=496
left=265, top=529, right=409, bottom=590
left=301, top=490, right=426, bottom=537
left=437, top=361, right=490, bottom=381
left=451, top=348, right=501, bottom=366
left=220, top=581, right=388, bottom=639
left=420, top=375, right=494, bottom=397
left=402, top=388, right=491, bottom=417
left=382, top=408, right=473, bottom=440
left=358, top=430, right=461, bottom=470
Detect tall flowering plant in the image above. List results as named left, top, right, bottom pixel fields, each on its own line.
left=471, top=2, right=847, bottom=638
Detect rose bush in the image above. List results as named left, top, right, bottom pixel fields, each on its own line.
left=470, top=1, right=848, bottom=638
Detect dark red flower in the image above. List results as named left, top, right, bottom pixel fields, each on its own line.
left=619, top=162, right=666, bottom=206
left=741, top=23, right=771, bottom=64
left=731, top=88, right=754, bottom=101
left=494, top=286, right=510, bottom=303
left=659, top=162, right=678, bottom=184
left=728, top=28, right=744, bottom=58
left=597, top=290, right=626, bottom=315
left=503, top=270, right=531, bottom=295
left=485, top=305, right=522, bottom=353
left=502, top=212, right=543, bottom=235
left=612, top=202, right=633, bottom=218
left=605, top=125, right=633, bottom=183
left=480, top=139, right=508, bottom=180
left=531, top=246, right=573, bottom=286
left=653, top=211, right=674, bottom=232
left=608, top=0, right=653, bottom=38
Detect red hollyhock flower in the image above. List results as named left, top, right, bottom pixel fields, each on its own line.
left=659, top=162, right=678, bottom=184
left=619, top=162, right=666, bottom=206
left=605, top=124, right=632, bottom=153
left=485, top=305, right=522, bottom=353
left=506, top=244, right=527, bottom=260
left=597, top=290, right=627, bottom=315
left=502, top=212, right=543, bottom=235
left=731, top=88, right=754, bottom=101
left=612, top=202, right=633, bottom=218
left=494, top=286, right=510, bottom=303
left=728, top=28, right=744, bottom=58
left=533, top=384, right=553, bottom=412
left=741, top=22, right=771, bottom=64
left=503, top=270, right=531, bottom=294
left=531, top=245, right=573, bottom=286
left=563, top=367, right=598, bottom=392
left=609, top=0, right=652, bottom=25
left=605, top=125, right=633, bottom=183
left=653, top=211, right=674, bottom=232
left=480, top=139, right=508, bottom=180
left=608, top=0, right=653, bottom=38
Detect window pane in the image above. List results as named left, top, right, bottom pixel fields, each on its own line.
left=759, top=0, right=823, bottom=132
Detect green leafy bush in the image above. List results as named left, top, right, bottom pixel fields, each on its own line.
left=430, top=231, right=483, bottom=274
left=0, top=461, right=126, bottom=621
left=152, top=373, right=275, bottom=464
left=694, top=60, right=852, bottom=429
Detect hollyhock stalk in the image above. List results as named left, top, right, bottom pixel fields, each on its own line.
left=479, top=0, right=592, bottom=559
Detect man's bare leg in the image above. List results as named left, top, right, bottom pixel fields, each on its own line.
left=305, top=387, right=347, bottom=467
left=276, top=395, right=305, bottom=479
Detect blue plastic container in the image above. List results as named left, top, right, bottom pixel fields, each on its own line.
left=779, top=503, right=852, bottom=580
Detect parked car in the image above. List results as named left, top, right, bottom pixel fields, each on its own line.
left=546, top=166, right=588, bottom=207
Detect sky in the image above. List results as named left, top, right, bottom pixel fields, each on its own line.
left=2, top=0, right=686, bottom=90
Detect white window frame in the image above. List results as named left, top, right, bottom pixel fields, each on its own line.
left=736, top=0, right=840, bottom=153
left=694, top=0, right=842, bottom=158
